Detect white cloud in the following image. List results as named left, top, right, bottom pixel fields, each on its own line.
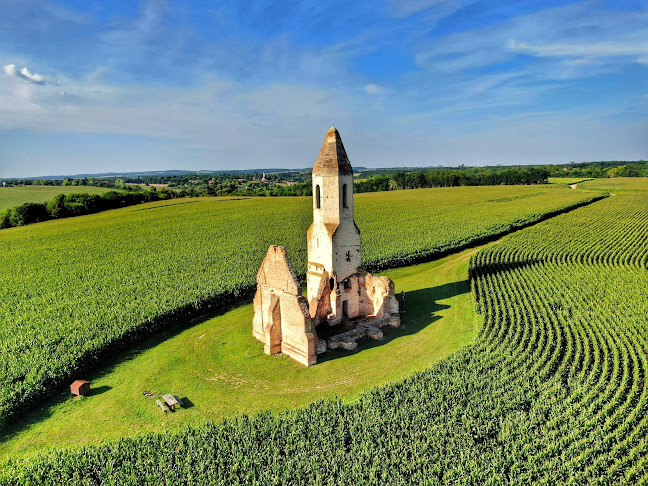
left=637, top=56, right=648, bottom=65
left=0, top=66, right=351, bottom=149
left=507, top=40, right=648, bottom=59
left=3, top=63, right=48, bottom=84
left=364, top=83, right=385, bottom=95
left=19, top=66, right=47, bottom=83
left=3, top=64, right=16, bottom=76
left=389, top=0, right=470, bottom=20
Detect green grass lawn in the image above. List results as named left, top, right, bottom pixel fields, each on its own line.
left=0, top=186, right=113, bottom=211
left=0, top=246, right=482, bottom=461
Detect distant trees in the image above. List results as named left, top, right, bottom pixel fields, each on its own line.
left=545, top=160, right=648, bottom=178
left=4, top=160, right=645, bottom=230
left=355, top=167, right=550, bottom=193
left=607, top=163, right=648, bottom=178
left=0, top=189, right=185, bottom=230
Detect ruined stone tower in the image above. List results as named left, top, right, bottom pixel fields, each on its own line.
left=252, top=127, right=399, bottom=366
left=306, top=127, right=362, bottom=323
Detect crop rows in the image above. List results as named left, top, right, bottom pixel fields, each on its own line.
left=468, top=192, right=648, bottom=483
left=0, top=186, right=599, bottom=428
left=1, top=187, right=646, bottom=484
left=579, top=177, right=648, bottom=193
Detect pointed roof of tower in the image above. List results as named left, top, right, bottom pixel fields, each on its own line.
left=313, top=127, right=354, bottom=175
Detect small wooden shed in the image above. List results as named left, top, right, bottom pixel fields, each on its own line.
left=70, top=380, right=90, bottom=396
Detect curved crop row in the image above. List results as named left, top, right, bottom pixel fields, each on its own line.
left=0, top=186, right=600, bottom=429
left=2, top=189, right=646, bottom=483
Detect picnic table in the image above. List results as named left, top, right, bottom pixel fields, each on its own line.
left=162, top=394, right=179, bottom=410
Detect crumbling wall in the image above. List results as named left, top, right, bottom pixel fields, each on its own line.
left=308, top=268, right=401, bottom=327
left=363, top=272, right=400, bottom=325
left=308, top=270, right=331, bottom=327
left=252, top=246, right=317, bottom=366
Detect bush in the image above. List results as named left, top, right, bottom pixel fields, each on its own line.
left=0, top=209, right=12, bottom=229
left=9, top=203, right=50, bottom=226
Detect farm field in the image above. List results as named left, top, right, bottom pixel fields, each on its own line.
left=2, top=183, right=646, bottom=484
left=0, top=185, right=601, bottom=429
left=0, top=247, right=481, bottom=459
left=0, top=185, right=113, bottom=211
left=547, top=177, right=593, bottom=185
left=578, top=177, right=648, bottom=193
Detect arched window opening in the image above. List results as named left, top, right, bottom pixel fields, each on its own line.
left=329, top=277, right=335, bottom=290
left=315, top=185, right=321, bottom=209
left=342, top=184, right=348, bottom=209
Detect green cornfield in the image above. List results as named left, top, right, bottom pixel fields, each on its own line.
left=0, top=186, right=599, bottom=429
left=2, top=187, right=646, bottom=484
left=578, top=177, right=648, bottom=193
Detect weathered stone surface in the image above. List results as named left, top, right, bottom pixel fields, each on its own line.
left=252, top=246, right=317, bottom=366
left=338, top=340, right=358, bottom=351
left=316, top=339, right=328, bottom=354
left=366, top=326, right=383, bottom=340
left=307, top=127, right=361, bottom=304
left=328, top=335, right=358, bottom=351
left=252, top=127, right=400, bottom=366
left=312, top=127, right=353, bottom=176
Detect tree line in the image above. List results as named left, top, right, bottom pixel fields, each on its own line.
left=355, top=167, right=550, bottom=193
left=3, top=160, right=646, bottom=229
left=544, top=160, right=648, bottom=178
left=0, top=189, right=180, bottom=229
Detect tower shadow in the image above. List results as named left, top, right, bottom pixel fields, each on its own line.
left=317, top=278, right=470, bottom=362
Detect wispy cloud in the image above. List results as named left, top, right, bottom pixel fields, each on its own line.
left=0, top=0, right=646, bottom=177
left=507, top=40, right=648, bottom=60
left=389, top=0, right=472, bottom=20
left=364, top=83, right=386, bottom=95
left=0, top=65, right=349, bottom=148
left=2, top=64, right=15, bottom=76
left=3, top=64, right=49, bottom=84
left=416, top=2, right=648, bottom=75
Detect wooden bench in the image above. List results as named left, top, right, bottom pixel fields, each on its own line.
left=156, top=399, right=168, bottom=413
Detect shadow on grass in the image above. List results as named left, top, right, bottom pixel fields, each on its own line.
left=0, top=302, right=243, bottom=448
left=0, top=386, right=113, bottom=446
left=90, top=385, right=112, bottom=396
left=179, top=397, right=194, bottom=409
left=0, top=280, right=469, bottom=444
left=318, top=279, right=469, bottom=363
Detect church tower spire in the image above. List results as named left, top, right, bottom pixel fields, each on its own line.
left=306, top=127, right=362, bottom=308
left=251, top=126, right=399, bottom=365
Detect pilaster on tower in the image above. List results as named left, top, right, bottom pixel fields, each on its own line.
left=307, top=127, right=362, bottom=305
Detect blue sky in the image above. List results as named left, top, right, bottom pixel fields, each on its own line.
left=1, top=0, right=646, bottom=178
